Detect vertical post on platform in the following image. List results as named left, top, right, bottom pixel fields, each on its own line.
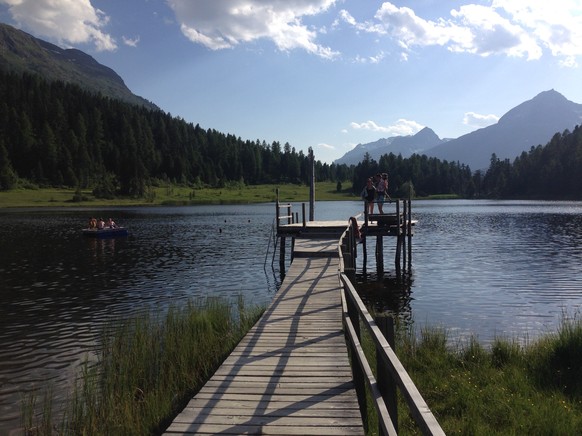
left=308, top=147, right=315, bottom=222
left=407, top=197, right=412, bottom=271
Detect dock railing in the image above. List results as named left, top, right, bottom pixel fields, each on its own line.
left=338, top=222, right=444, bottom=436
left=275, top=192, right=304, bottom=233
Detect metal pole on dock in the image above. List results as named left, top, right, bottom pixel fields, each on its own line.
left=308, top=147, right=315, bottom=221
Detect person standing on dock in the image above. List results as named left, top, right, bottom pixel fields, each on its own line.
left=361, top=177, right=376, bottom=214
left=376, top=172, right=388, bottom=214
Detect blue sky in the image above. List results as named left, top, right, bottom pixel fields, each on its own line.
left=1, top=0, right=581, bottom=164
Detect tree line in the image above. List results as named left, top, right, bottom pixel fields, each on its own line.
left=1, top=70, right=580, bottom=200
left=0, top=71, right=348, bottom=195
left=348, top=123, right=582, bottom=200
left=479, top=125, right=582, bottom=199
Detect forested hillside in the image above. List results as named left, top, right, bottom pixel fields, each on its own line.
left=348, top=125, right=582, bottom=200
left=481, top=126, right=582, bottom=199
left=1, top=70, right=581, bottom=200
left=0, top=71, right=347, bottom=195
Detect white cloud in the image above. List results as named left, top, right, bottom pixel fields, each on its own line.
left=350, top=118, right=424, bottom=136
left=463, top=112, right=499, bottom=128
left=167, top=0, right=340, bottom=59
left=122, top=36, right=140, bottom=48
left=492, top=0, right=582, bottom=63
left=340, top=1, right=582, bottom=65
left=318, top=142, right=335, bottom=150
left=0, top=0, right=117, bottom=51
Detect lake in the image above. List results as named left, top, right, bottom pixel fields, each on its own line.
left=1, top=199, right=582, bottom=432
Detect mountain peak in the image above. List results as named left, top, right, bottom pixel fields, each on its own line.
left=424, top=90, right=582, bottom=170
left=334, top=126, right=445, bottom=166
left=414, top=127, right=440, bottom=142
left=498, top=89, right=578, bottom=127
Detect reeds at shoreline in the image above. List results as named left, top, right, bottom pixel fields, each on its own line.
left=21, top=297, right=264, bottom=435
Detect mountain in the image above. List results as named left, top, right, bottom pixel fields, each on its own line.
left=424, top=90, right=582, bottom=170
left=334, top=127, right=447, bottom=166
left=0, top=23, right=157, bottom=110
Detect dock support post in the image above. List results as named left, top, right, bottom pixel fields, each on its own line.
left=399, top=200, right=408, bottom=273
left=362, top=236, right=367, bottom=273
left=376, top=235, right=384, bottom=275
left=402, top=200, right=407, bottom=272
left=279, top=237, right=286, bottom=274
left=407, top=197, right=412, bottom=271
left=395, top=200, right=402, bottom=275
left=395, top=235, right=402, bottom=275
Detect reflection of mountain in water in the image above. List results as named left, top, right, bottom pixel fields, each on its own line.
left=353, top=272, right=414, bottom=326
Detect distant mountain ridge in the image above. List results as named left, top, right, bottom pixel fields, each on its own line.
left=0, top=23, right=157, bottom=110
left=334, top=127, right=447, bottom=166
left=336, top=90, right=582, bottom=170
left=425, top=90, right=582, bottom=170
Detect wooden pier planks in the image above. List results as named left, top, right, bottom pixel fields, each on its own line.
left=164, top=246, right=364, bottom=435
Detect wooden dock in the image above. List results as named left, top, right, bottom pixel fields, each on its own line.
left=164, top=238, right=364, bottom=435
left=275, top=198, right=415, bottom=275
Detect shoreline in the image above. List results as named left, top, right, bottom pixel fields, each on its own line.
left=0, top=182, right=359, bottom=208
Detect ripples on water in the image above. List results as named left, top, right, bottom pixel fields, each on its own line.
left=0, top=204, right=283, bottom=431
left=356, top=200, right=582, bottom=346
left=2, top=200, right=582, bottom=432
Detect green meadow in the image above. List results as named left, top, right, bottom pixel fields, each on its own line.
left=0, top=181, right=357, bottom=208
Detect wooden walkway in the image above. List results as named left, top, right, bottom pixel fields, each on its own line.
left=164, top=238, right=364, bottom=435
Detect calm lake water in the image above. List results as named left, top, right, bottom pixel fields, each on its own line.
left=1, top=199, right=582, bottom=432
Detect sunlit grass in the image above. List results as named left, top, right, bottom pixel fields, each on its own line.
left=0, top=181, right=357, bottom=207
left=21, top=297, right=264, bottom=435
left=361, top=317, right=582, bottom=435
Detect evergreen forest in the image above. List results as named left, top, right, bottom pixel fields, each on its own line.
left=1, top=70, right=581, bottom=200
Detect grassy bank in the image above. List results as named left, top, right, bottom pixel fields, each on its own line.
left=363, top=318, right=582, bottom=435
left=0, top=181, right=357, bottom=208
left=22, top=298, right=264, bottom=435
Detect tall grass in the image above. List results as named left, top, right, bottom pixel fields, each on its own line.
left=22, top=297, right=264, bottom=435
left=386, top=318, right=582, bottom=435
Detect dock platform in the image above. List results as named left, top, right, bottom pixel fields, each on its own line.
left=164, top=240, right=364, bottom=435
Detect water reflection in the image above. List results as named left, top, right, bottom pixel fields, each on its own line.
left=354, top=272, right=414, bottom=326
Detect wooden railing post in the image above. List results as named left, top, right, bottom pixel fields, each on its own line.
left=345, top=289, right=366, bottom=432
left=376, top=315, right=398, bottom=434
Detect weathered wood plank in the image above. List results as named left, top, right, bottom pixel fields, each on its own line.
left=164, top=244, right=363, bottom=435
left=165, top=423, right=364, bottom=435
